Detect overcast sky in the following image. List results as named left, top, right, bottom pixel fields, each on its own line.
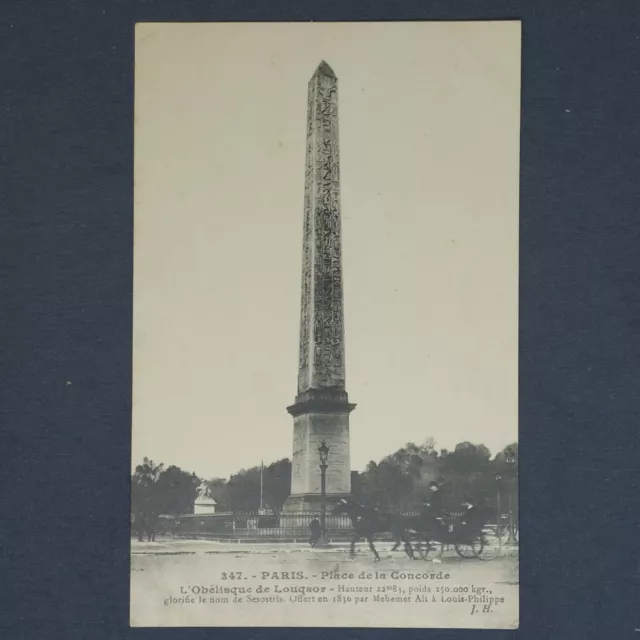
left=133, top=21, right=521, bottom=479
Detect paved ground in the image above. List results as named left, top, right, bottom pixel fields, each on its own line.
left=131, top=537, right=519, bottom=557
left=130, top=538, right=518, bottom=628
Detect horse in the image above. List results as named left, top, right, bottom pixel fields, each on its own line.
left=332, top=499, right=415, bottom=561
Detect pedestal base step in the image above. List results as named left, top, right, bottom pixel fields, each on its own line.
left=281, top=493, right=352, bottom=513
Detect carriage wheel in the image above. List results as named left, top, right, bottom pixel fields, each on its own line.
left=411, top=535, right=434, bottom=559
left=476, top=533, right=499, bottom=560
left=494, top=524, right=508, bottom=542
left=495, top=524, right=518, bottom=546
left=455, top=538, right=484, bottom=559
left=476, top=526, right=502, bottom=560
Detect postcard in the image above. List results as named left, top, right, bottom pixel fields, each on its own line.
left=131, top=20, right=520, bottom=628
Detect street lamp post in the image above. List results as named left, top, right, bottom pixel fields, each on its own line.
left=504, top=447, right=517, bottom=546
left=317, top=440, right=330, bottom=547
left=494, top=472, right=503, bottom=551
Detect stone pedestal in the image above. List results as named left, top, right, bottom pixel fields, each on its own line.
left=193, top=497, right=217, bottom=515
left=282, top=391, right=355, bottom=513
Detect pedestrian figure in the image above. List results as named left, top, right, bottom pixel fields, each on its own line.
left=309, top=517, right=321, bottom=547
left=421, top=481, right=446, bottom=526
left=136, top=511, right=146, bottom=542
left=422, top=480, right=447, bottom=560
left=147, top=511, right=158, bottom=542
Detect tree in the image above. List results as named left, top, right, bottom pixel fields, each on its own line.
left=370, top=459, right=413, bottom=510
left=263, top=459, right=291, bottom=514
left=355, top=439, right=442, bottom=511
left=491, top=443, right=518, bottom=519
left=131, top=438, right=519, bottom=520
left=132, top=459, right=203, bottom=518
left=351, top=470, right=366, bottom=503
left=205, top=478, right=230, bottom=510
left=439, top=442, right=493, bottom=508
left=224, top=459, right=293, bottom=513
left=351, top=438, right=515, bottom=513
left=154, top=466, right=201, bottom=516
left=131, top=457, right=164, bottom=517
left=492, top=442, right=519, bottom=466
left=227, top=466, right=261, bottom=512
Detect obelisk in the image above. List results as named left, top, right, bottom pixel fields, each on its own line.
left=283, top=61, right=356, bottom=513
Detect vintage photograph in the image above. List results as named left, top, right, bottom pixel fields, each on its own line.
left=131, top=21, right=520, bottom=628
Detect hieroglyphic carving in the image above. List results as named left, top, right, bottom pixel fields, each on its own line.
left=291, top=422, right=307, bottom=492
left=313, top=71, right=344, bottom=388
left=297, top=63, right=346, bottom=393
left=297, top=82, right=314, bottom=391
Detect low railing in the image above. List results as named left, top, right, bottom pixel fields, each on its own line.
left=136, top=509, right=513, bottom=542
left=171, top=511, right=355, bottom=540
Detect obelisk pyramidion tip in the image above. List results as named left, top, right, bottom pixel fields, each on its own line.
left=314, top=60, right=336, bottom=78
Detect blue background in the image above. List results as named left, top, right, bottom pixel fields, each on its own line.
left=2, top=1, right=639, bottom=638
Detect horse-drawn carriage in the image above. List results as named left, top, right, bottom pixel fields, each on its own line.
left=406, top=505, right=499, bottom=561
left=333, top=499, right=499, bottom=561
